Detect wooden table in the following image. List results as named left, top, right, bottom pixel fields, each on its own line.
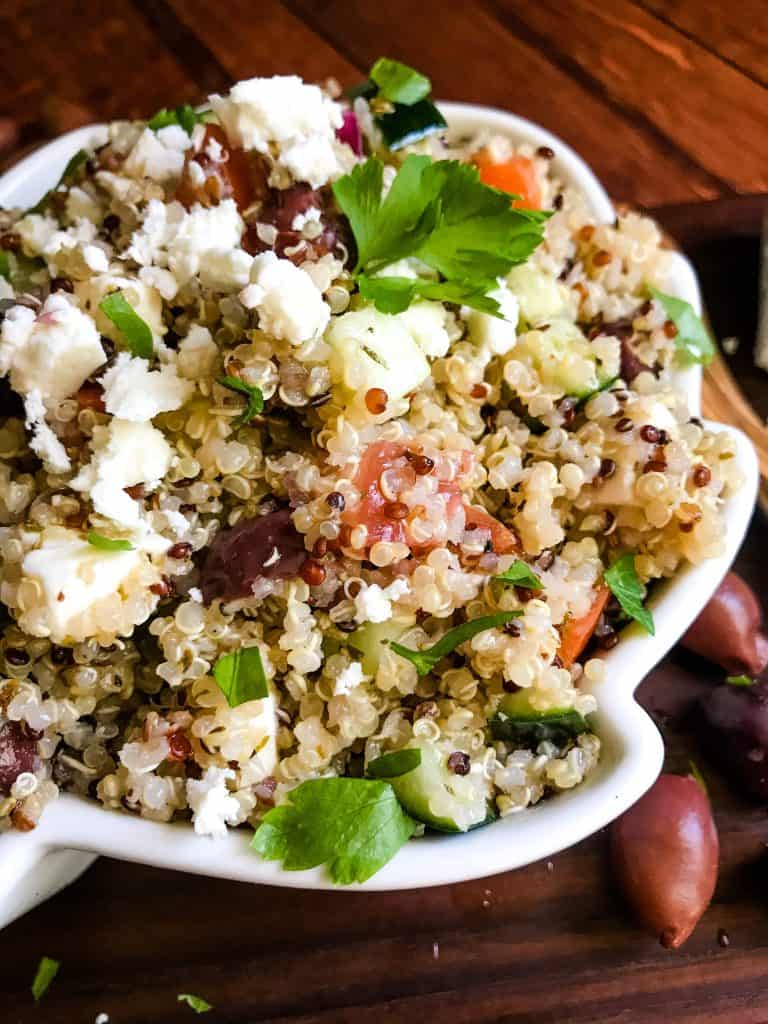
left=1, top=3, right=767, bottom=1021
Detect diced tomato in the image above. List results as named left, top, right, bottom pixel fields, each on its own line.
left=463, top=504, right=519, bottom=555
left=342, top=441, right=515, bottom=557
left=558, top=584, right=610, bottom=668
left=472, top=149, right=542, bottom=210
left=175, top=125, right=266, bottom=212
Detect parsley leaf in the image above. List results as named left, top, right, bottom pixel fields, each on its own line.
left=390, top=611, right=523, bottom=676
left=649, top=287, right=715, bottom=366
left=99, top=291, right=154, bottom=360
left=148, top=104, right=207, bottom=134
left=31, top=956, right=60, bottom=1002
left=87, top=531, right=134, bottom=552
left=370, top=58, right=431, bottom=105
left=726, top=674, right=753, bottom=687
left=493, top=560, right=543, bottom=590
left=367, top=748, right=422, bottom=778
left=333, top=156, right=548, bottom=316
left=213, top=646, right=268, bottom=707
left=218, top=376, right=265, bottom=427
left=252, top=777, right=416, bottom=884
left=358, top=274, right=502, bottom=316
left=603, top=553, right=654, bottom=635
left=27, top=149, right=88, bottom=215
left=178, top=993, right=213, bottom=1014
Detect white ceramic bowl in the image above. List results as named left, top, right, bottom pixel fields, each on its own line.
left=0, top=105, right=758, bottom=927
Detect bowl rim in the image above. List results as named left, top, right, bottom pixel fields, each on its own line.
left=0, top=105, right=758, bottom=897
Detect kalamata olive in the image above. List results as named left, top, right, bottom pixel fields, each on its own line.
left=200, top=508, right=307, bottom=604
left=696, top=680, right=768, bottom=800
left=610, top=773, right=719, bottom=949
left=682, top=571, right=768, bottom=677
left=245, top=184, right=354, bottom=266
left=0, top=721, right=37, bottom=794
left=619, top=336, right=652, bottom=382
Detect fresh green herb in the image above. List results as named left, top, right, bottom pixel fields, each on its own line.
left=376, top=99, right=448, bottom=151
left=493, top=559, right=543, bottom=590
left=99, top=291, right=154, bottom=360
left=31, top=957, right=60, bottom=1002
left=603, top=553, right=655, bottom=635
left=390, top=611, right=523, bottom=676
left=649, top=287, right=715, bottom=366
left=148, top=104, right=207, bottom=134
left=367, top=748, right=422, bottom=779
left=333, top=154, right=548, bottom=316
left=177, top=993, right=213, bottom=1014
left=688, top=760, right=708, bottom=795
left=360, top=344, right=390, bottom=369
left=358, top=274, right=501, bottom=316
left=217, top=376, right=265, bottom=427
left=490, top=706, right=590, bottom=746
left=213, top=646, right=268, bottom=707
left=576, top=375, right=619, bottom=407
left=27, top=149, right=88, bottom=214
left=252, top=777, right=416, bottom=884
left=86, top=531, right=134, bottom=552
left=725, top=674, right=753, bottom=687
left=369, top=58, right=431, bottom=105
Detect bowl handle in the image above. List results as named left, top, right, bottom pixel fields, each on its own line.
left=0, top=826, right=96, bottom=930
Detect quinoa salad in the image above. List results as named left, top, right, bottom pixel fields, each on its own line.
left=0, top=59, right=735, bottom=882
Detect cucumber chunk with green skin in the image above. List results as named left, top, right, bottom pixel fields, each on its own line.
left=517, top=317, right=614, bottom=400
left=387, top=738, right=493, bottom=833
left=506, top=263, right=566, bottom=325
left=348, top=616, right=416, bottom=675
left=490, top=689, right=591, bottom=745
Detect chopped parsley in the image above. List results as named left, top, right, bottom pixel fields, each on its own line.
left=604, top=553, right=654, bottom=635
left=649, top=287, right=715, bottom=366
left=725, top=674, right=753, bottom=687
left=218, top=376, right=264, bottom=427
left=390, top=611, right=523, bottom=676
left=213, top=646, right=269, bottom=707
left=148, top=104, right=207, bottom=134
left=99, top=291, right=154, bottom=360
left=177, top=993, right=213, bottom=1014
left=86, top=531, right=134, bottom=552
left=367, top=748, right=422, bottom=779
left=31, top=956, right=60, bottom=1002
left=493, top=560, right=543, bottom=590
left=369, top=58, right=431, bottom=106
left=332, top=154, right=548, bottom=316
left=252, top=777, right=416, bottom=884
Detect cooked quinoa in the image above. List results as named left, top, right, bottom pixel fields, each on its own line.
left=0, top=67, right=738, bottom=852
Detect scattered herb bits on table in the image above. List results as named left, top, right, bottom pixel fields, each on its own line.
left=0, top=56, right=733, bottom=882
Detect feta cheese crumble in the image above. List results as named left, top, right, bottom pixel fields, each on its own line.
left=71, top=419, right=173, bottom=526
left=353, top=579, right=411, bottom=625
left=0, top=293, right=105, bottom=401
left=100, top=352, right=194, bottom=421
left=242, top=252, right=330, bottom=344
left=18, top=526, right=155, bottom=643
left=186, top=766, right=240, bottom=838
left=334, top=661, right=365, bottom=696
left=23, top=390, right=71, bottom=473
left=209, top=75, right=343, bottom=188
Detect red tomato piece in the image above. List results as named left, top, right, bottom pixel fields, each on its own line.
left=463, top=504, right=519, bottom=555
left=558, top=583, right=610, bottom=668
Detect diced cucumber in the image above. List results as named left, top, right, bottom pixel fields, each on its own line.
left=506, top=264, right=566, bottom=326
left=490, top=689, right=591, bottom=746
left=517, top=317, right=613, bottom=398
left=387, top=737, right=493, bottom=833
left=348, top=615, right=416, bottom=675
left=326, top=305, right=430, bottom=406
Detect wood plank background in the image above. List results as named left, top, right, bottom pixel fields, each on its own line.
left=0, top=2, right=767, bottom=1021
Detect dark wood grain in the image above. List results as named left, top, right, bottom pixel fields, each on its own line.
left=638, top=0, right=768, bottom=86
left=1, top=5, right=768, bottom=1022
left=491, top=0, right=768, bottom=193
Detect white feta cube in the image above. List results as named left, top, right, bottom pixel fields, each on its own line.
left=99, top=352, right=194, bottom=422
